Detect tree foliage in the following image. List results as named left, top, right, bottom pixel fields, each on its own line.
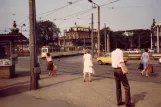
left=36, top=20, right=60, bottom=47
left=100, top=28, right=151, bottom=51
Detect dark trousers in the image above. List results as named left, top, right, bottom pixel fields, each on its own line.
left=114, top=68, right=131, bottom=105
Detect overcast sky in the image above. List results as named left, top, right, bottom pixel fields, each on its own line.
left=0, top=0, right=161, bottom=37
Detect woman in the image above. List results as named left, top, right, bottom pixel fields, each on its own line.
left=82, top=48, right=94, bottom=82
left=140, top=48, right=151, bottom=77
left=46, top=53, right=53, bottom=76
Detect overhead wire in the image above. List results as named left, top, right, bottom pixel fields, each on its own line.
left=57, top=0, right=122, bottom=25
left=100, top=0, right=121, bottom=7
left=57, top=8, right=93, bottom=25
left=38, top=0, right=84, bottom=19
left=17, top=0, right=84, bottom=25
left=55, top=8, right=93, bottom=21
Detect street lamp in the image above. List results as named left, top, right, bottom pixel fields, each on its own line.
left=123, top=31, right=134, bottom=49
left=21, top=24, right=26, bottom=33
left=88, top=0, right=101, bottom=57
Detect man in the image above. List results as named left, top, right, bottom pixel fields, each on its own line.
left=111, top=47, right=134, bottom=107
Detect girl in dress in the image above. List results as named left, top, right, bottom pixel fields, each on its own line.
left=82, top=48, right=94, bottom=82
left=46, top=53, right=53, bottom=76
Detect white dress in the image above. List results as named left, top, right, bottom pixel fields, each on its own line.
left=83, top=53, right=94, bottom=73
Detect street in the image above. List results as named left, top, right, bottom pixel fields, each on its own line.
left=0, top=55, right=161, bottom=107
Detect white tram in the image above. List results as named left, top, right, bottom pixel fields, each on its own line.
left=41, top=46, right=60, bottom=58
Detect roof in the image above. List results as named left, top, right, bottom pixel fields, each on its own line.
left=0, top=33, right=28, bottom=41
left=71, top=25, right=90, bottom=29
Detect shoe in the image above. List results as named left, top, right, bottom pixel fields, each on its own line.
left=146, top=75, right=149, bottom=77
left=83, top=80, right=86, bottom=82
left=140, top=72, right=143, bottom=76
left=126, top=103, right=135, bottom=107
left=89, top=80, right=92, bottom=82
left=117, top=102, right=125, bottom=106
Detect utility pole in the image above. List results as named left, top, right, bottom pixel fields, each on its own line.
left=157, top=26, right=159, bottom=53
left=107, top=30, right=110, bottom=52
left=104, top=23, right=106, bottom=52
left=138, top=35, right=140, bottom=49
left=91, top=13, right=94, bottom=58
left=87, top=0, right=100, bottom=56
left=97, top=6, right=101, bottom=57
left=29, top=0, right=39, bottom=90
left=151, top=32, right=153, bottom=49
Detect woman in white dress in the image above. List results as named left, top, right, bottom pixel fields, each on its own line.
left=82, top=48, right=94, bottom=82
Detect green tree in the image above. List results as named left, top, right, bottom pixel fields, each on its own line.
left=36, top=20, right=60, bottom=47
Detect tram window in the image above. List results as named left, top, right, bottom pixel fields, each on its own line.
left=49, top=48, right=52, bottom=52
left=42, top=49, right=47, bottom=52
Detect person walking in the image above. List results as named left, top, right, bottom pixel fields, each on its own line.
left=111, top=47, right=134, bottom=107
left=46, top=53, right=53, bottom=76
left=140, top=48, right=151, bottom=77
left=82, top=48, right=94, bottom=82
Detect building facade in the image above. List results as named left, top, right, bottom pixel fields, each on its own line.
left=59, top=25, right=97, bottom=51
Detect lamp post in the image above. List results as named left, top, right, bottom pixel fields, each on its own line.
left=20, top=24, right=26, bottom=33
left=88, top=0, right=100, bottom=57
left=123, top=31, right=134, bottom=49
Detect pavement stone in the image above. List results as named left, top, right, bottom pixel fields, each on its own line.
left=0, top=56, right=161, bottom=107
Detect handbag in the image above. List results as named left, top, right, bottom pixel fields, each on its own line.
left=53, top=64, right=57, bottom=73
left=148, top=64, right=153, bottom=73
left=138, top=63, right=143, bottom=70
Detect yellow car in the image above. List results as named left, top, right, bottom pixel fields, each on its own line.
left=96, top=53, right=128, bottom=65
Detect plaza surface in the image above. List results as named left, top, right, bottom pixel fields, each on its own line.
left=0, top=56, right=161, bottom=107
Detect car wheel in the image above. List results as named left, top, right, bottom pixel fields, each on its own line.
left=98, top=60, right=103, bottom=65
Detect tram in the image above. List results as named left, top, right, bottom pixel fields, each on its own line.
left=40, top=45, right=85, bottom=58
left=41, top=46, right=60, bottom=58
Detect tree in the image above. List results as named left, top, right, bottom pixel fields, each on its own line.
left=36, top=20, right=60, bottom=47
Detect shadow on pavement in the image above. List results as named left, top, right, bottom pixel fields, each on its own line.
left=132, top=92, right=147, bottom=104
left=150, top=72, right=159, bottom=77
left=0, top=75, right=57, bottom=97
left=15, top=71, right=30, bottom=77
left=0, top=82, right=30, bottom=97
left=40, top=77, right=82, bottom=89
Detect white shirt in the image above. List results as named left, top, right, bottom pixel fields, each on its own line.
left=46, top=56, right=52, bottom=62
left=111, top=48, right=124, bottom=68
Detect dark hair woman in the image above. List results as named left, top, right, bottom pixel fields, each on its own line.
left=46, top=53, right=53, bottom=76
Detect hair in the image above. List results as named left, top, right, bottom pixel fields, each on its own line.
left=46, top=53, right=50, bottom=56
left=85, top=48, right=90, bottom=54
left=144, top=48, right=148, bottom=52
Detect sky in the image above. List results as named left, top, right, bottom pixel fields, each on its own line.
left=0, top=0, right=161, bottom=38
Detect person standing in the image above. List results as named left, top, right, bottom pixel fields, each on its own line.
left=46, top=53, right=53, bottom=76
left=140, top=48, right=151, bottom=77
left=111, top=48, right=134, bottom=107
left=82, top=48, right=94, bottom=82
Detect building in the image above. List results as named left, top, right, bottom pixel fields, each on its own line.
left=59, top=24, right=97, bottom=51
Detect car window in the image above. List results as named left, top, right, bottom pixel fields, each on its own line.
left=104, top=54, right=109, bottom=57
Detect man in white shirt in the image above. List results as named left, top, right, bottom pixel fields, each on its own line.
left=111, top=48, right=134, bottom=107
